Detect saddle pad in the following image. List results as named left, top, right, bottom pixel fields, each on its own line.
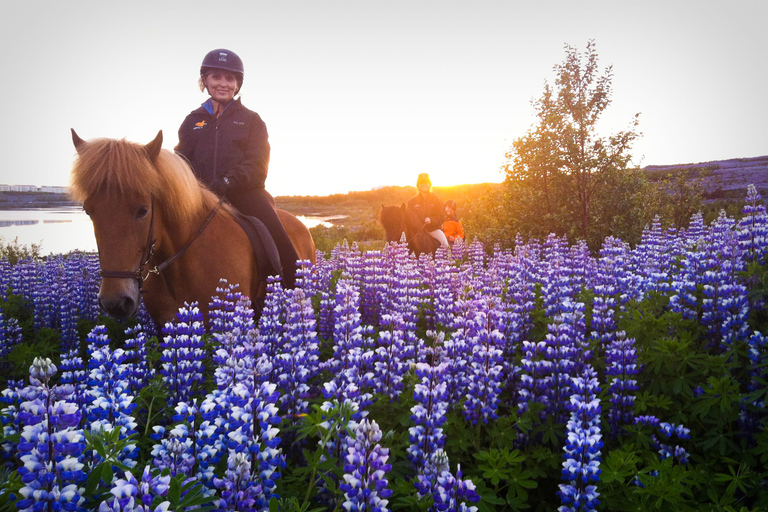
left=232, top=212, right=283, bottom=287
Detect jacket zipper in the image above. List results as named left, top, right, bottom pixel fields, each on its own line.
left=213, top=115, right=220, bottom=180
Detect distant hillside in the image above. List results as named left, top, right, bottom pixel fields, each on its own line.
left=644, top=155, right=768, bottom=199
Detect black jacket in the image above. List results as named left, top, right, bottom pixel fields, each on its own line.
left=407, top=192, right=445, bottom=232
left=176, top=98, right=270, bottom=194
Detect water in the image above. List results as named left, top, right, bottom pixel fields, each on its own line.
left=0, top=208, right=342, bottom=257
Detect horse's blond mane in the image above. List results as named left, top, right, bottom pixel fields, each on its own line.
left=70, top=137, right=214, bottom=225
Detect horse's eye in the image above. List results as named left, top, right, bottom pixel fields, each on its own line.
left=136, top=205, right=149, bottom=219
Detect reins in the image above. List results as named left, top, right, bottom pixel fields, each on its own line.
left=99, top=197, right=225, bottom=287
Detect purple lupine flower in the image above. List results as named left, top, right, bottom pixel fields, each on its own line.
left=212, top=452, right=262, bottom=512
left=737, top=184, right=768, bottom=264
left=122, top=324, right=155, bottom=397
left=558, top=365, right=602, bottom=512
left=150, top=422, right=196, bottom=478
left=0, top=312, right=22, bottom=360
left=211, top=282, right=258, bottom=390
left=0, top=257, right=10, bottom=301
left=742, top=331, right=768, bottom=434
left=98, top=466, right=172, bottom=512
left=517, top=339, right=551, bottom=422
left=633, top=416, right=691, bottom=467
left=360, top=250, right=388, bottom=326
left=339, top=418, right=393, bottom=512
left=372, top=313, right=409, bottom=401
left=16, top=358, right=86, bottom=512
left=431, top=458, right=480, bottom=512
left=432, top=252, right=460, bottom=330
left=256, top=276, right=288, bottom=385
left=462, top=298, right=505, bottom=426
left=408, top=362, right=449, bottom=475
left=439, top=330, right=473, bottom=408
left=224, top=378, right=284, bottom=509
left=382, top=248, right=424, bottom=361
left=87, top=330, right=139, bottom=467
left=631, top=216, right=673, bottom=296
left=604, top=331, right=639, bottom=436
left=0, top=380, right=23, bottom=461
left=276, top=288, right=320, bottom=422
left=328, top=281, right=375, bottom=377
left=160, top=303, right=207, bottom=406
left=542, top=303, right=583, bottom=424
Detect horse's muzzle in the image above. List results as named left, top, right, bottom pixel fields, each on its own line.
left=98, top=282, right=140, bottom=319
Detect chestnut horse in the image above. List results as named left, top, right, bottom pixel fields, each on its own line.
left=69, top=130, right=316, bottom=325
left=378, top=203, right=439, bottom=257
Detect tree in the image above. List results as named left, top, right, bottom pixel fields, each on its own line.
left=503, top=40, right=643, bottom=249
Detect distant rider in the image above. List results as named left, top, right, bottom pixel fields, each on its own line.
left=441, top=199, right=465, bottom=245
left=407, top=173, right=449, bottom=249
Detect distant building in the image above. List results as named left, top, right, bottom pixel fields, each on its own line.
left=10, top=185, right=38, bottom=192
left=0, top=184, right=9, bottom=192
left=40, top=186, right=69, bottom=194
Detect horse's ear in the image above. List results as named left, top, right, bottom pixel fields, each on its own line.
left=144, top=130, right=163, bottom=162
left=71, top=129, right=85, bottom=153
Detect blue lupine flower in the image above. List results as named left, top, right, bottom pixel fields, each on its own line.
left=212, top=451, right=262, bottom=512
left=98, top=466, right=171, bottom=512
left=86, top=325, right=139, bottom=466
left=339, top=418, right=393, bottom=512
left=122, top=324, right=155, bottom=397
left=276, top=288, right=320, bottom=422
left=605, top=331, right=639, bottom=436
left=373, top=314, right=409, bottom=401
left=558, top=365, right=602, bottom=512
left=408, top=362, right=449, bottom=476
left=160, top=303, right=207, bottom=406
left=0, top=312, right=22, bottom=361
left=16, top=358, right=86, bottom=512
left=461, top=298, right=505, bottom=426
left=737, top=184, right=768, bottom=264
left=429, top=455, right=480, bottom=512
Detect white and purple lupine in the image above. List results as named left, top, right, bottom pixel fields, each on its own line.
left=86, top=327, right=139, bottom=466
left=429, top=456, right=480, bottom=512
left=276, top=287, right=320, bottom=421
left=372, top=313, right=409, bottom=401
left=16, top=358, right=86, bottom=512
left=408, top=362, right=449, bottom=476
left=461, top=298, right=505, bottom=426
left=737, top=184, right=768, bottom=264
left=339, top=418, right=393, bottom=512
left=0, top=312, right=22, bottom=361
left=121, top=324, right=155, bottom=397
left=558, top=365, right=602, bottom=512
left=98, top=466, right=172, bottom=512
left=604, top=331, right=639, bottom=436
left=212, top=451, right=262, bottom=512
left=160, top=303, right=207, bottom=407
left=224, top=375, right=284, bottom=509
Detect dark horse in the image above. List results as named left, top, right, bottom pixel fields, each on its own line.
left=378, top=203, right=439, bottom=256
left=69, top=130, right=316, bottom=325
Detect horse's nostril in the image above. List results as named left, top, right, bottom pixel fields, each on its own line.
left=99, top=295, right=137, bottom=319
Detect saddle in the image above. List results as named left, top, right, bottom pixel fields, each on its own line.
left=231, top=211, right=283, bottom=289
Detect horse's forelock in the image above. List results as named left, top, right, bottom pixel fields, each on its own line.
left=70, top=138, right=207, bottom=225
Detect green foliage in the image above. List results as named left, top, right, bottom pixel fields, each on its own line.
left=500, top=40, right=642, bottom=250
left=0, top=237, right=41, bottom=266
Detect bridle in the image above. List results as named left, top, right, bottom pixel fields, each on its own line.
left=98, top=197, right=224, bottom=288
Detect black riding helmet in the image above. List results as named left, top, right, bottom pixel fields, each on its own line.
left=200, top=49, right=244, bottom=93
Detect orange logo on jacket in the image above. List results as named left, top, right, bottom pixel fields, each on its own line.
left=195, top=121, right=207, bottom=128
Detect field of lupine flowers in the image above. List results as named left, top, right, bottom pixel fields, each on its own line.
left=0, top=185, right=766, bottom=512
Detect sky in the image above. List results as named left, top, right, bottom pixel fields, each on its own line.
left=0, top=0, right=765, bottom=197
